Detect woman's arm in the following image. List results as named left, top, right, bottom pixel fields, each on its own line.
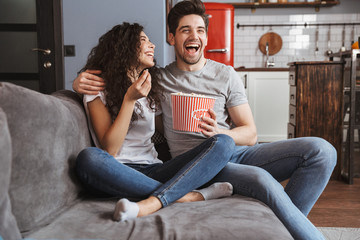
left=88, top=70, right=152, bottom=156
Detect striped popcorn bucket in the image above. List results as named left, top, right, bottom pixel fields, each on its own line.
left=171, top=93, right=216, bottom=132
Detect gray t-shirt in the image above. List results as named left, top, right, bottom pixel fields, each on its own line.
left=159, top=59, right=248, bottom=157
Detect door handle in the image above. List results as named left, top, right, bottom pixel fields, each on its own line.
left=206, top=48, right=229, bottom=53
left=32, top=48, right=51, bottom=55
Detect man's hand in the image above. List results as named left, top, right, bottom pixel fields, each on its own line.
left=72, top=70, right=105, bottom=95
left=199, top=109, right=221, bottom=137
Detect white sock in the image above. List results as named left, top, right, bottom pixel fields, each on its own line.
left=194, top=182, right=233, bottom=200
left=113, top=198, right=139, bottom=222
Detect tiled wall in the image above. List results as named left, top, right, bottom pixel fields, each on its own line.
left=234, top=13, right=360, bottom=68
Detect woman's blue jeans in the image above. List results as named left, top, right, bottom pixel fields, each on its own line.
left=76, top=134, right=234, bottom=207
left=209, top=136, right=336, bottom=240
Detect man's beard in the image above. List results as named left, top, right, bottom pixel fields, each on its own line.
left=181, top=52, right=203, bottom=65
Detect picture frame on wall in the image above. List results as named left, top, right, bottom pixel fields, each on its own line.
left=166, top=0, right=173, bottom=44
left=166, top=0, right=181, bottom=44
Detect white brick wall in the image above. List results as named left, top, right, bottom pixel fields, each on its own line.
left=234, top=13, right=360, bottom=68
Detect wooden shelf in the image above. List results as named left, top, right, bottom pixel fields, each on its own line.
left=229, top=1, right=339, bottom=9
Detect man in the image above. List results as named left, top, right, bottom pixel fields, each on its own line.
left=73, top=1, right=335, bottom=239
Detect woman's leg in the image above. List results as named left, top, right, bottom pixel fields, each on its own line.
left=76, top=147, right=163, bottom=199
left=114, top=134, right=235, bottom=221
left=77, top=144, right=233, bottom=221
left=148, top=134, right=235, bottom=207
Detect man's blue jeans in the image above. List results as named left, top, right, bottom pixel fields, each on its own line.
left=210, top=136, right=336, bottom=240
left=76, top=134, right=234, bottom=207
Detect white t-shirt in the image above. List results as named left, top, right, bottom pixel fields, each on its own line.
left=83, top=92, right=162, bottom=165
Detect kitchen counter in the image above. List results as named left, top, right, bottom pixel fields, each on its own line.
left=288, top=61, right=344, bottom=65
left=235, top=67, right=289, bottom=72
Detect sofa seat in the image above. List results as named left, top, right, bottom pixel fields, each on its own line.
left=26, top=195, right=293, bottom=240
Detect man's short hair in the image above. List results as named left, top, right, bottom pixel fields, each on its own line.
left=167, top=0, right=209, bottom=35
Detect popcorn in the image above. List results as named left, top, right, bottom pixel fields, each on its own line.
left=171, top=92, right=216, bottom=132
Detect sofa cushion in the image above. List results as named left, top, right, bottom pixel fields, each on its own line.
left=0, top=83, right=92, bottom=234
left=0, top=108, right=22, bottom=240
left=26, top=195, right=293, bottom=240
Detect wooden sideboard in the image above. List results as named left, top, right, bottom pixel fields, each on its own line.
left=287, top=61, right=344, bottom=179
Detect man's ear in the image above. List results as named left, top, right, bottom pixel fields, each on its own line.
left=168, top=33, right=175, bottom=46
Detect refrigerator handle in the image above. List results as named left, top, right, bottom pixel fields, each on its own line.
left=244, top=74, right=247, bottom=89
left=206, top=48, right=229, bottom=53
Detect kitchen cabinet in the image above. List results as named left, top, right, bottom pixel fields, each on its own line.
left=287, top=61, right=344, bottom=180
left=228, top=1, right=339, bottom=12
left=330, top=49, right=360, bottom=184
left=238, top=71, right=289, bottom=143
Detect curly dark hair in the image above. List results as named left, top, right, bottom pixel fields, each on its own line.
left=167, top=0, right=209, bottom=35
left=81, top=22, right=163, bottom=123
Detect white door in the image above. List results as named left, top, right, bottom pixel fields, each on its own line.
left=247, top=71, right=289, bottom=142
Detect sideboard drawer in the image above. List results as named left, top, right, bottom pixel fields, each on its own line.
left=288, top=66, right=296, bottom=86
left=287, top=123, right=295, bottom=139
left=289, top=86, right=296, bottom=106
left=289, top=104, right=296, bottom=125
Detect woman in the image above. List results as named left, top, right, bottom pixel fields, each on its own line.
left=75, top=22, right=235, bottom=222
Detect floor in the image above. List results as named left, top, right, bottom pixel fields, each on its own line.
left=308, top=178, right=360, bottom=228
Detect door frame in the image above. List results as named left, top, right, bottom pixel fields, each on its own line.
left=0, top=0, right=64, bottom=94
left=37, top=0, right=64, bottom=93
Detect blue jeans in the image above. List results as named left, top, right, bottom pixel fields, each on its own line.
left=210, top=137, right=336, bottom=240
left=76, top=134, right=234, bottom=207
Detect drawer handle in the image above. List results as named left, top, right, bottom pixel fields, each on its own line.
left=290, top=94, right=295, bottom=100
left=290, top=114, right=295, bottom=119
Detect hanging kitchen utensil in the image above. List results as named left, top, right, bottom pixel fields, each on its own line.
left=258, top=32, right=283, bottom=56
left=340, top=25, right=346, bottom=52
left=325, top=26, right=333, bottom=56
left=315, top=26, right=319, bottom=55
left=351, top=25, right=355, bottom=47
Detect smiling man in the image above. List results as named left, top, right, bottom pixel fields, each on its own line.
left=72, top=1, right=335, bottom=239
left=156, top=1, right=334, bottom=240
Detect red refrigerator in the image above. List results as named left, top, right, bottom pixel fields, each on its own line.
left=204, top=3, right=234, bottom=67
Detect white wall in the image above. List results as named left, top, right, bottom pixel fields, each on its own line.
left=234, top=12, right=360, bottom=68
left=201, top=0, right=360, bottom=68
left=62, top=0, right=174, bottom=90
left=63, top=0, right=360, bottom=89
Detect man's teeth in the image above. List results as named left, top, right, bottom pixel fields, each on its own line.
left=186, top=44, right=200, bottom=48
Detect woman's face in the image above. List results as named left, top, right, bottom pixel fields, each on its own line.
left=138, top=31, right=155, bottom=71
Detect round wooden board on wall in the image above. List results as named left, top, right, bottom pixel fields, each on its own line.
left=258, top=32, right=283, bottom=56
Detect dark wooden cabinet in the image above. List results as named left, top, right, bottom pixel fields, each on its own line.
left=287, top=61, right=344, bottom=179
left=330, top=49, right=360, bottom=184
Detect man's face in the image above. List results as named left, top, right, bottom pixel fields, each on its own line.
left=169, top=14, right=208, bottom=70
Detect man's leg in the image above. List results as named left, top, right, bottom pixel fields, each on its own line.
left=230, top=136, right=336, bottom=216
left=210, top=163, right=325, bottom=240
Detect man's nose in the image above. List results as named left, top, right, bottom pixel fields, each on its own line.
left=189, top=30, right=199, bottom=39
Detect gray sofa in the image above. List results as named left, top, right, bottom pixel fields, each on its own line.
left=0, top=82, right=293, bottom=240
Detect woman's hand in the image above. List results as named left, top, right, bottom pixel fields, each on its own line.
left=199, top=109, right=222, bottom=137
left=124, top=69, right=152, bottom=102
